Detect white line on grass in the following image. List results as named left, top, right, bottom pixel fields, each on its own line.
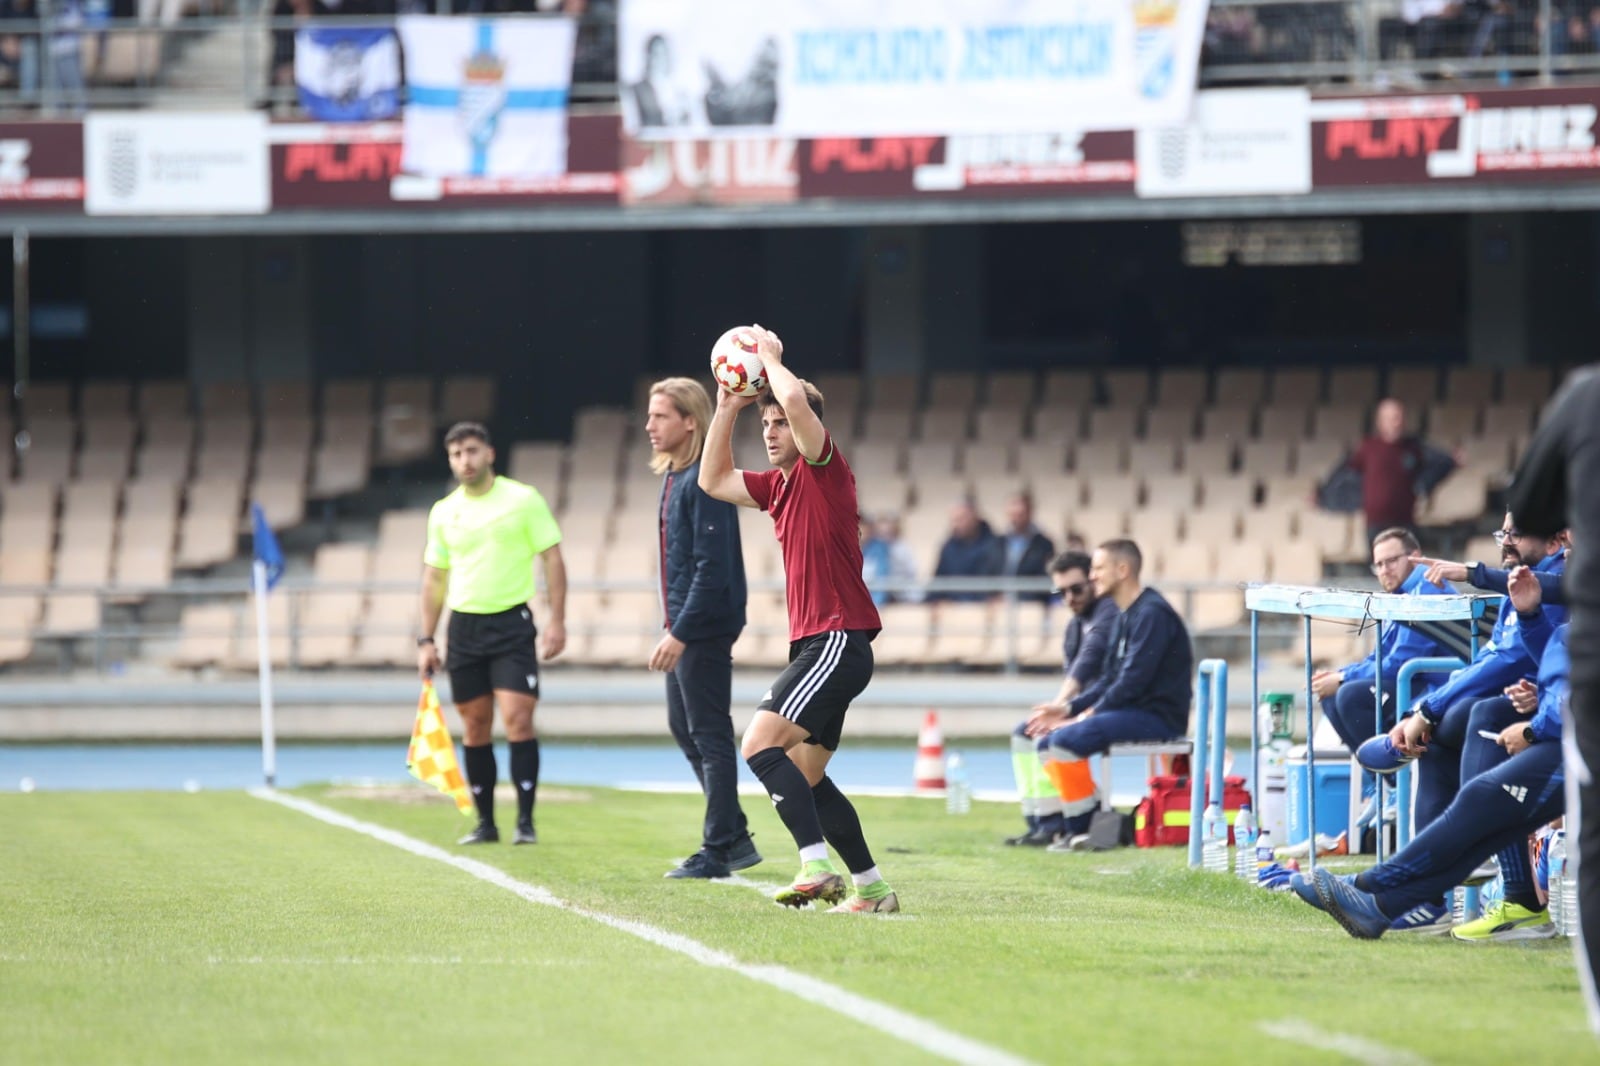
left=1258, top=1019, right=1429, bottom=1066
left=253, top=789, right=1028, bottom=1066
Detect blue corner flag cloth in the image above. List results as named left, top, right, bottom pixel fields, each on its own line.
left=251, top=503, right=284, bottom=591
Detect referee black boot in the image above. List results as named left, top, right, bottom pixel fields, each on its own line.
left=458, top=821, right=500, bottom=845
left=513, top=819, right=538, bottom=845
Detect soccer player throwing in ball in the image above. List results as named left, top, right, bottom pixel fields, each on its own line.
left=698, top=324, right=896, bottom=913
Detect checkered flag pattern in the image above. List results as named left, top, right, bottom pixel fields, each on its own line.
left=407, top=681, right=473, bottom=816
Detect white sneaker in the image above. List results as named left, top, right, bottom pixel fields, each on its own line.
left=1046, top=833, right=1093, bottom=853
left=1274, top=832, right=1348, bottom=860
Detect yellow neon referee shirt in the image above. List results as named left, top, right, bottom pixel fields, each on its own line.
left=423, top=476, right=562, bottom=614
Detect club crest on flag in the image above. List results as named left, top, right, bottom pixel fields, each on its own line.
left=460, top=48, right=508, bottom=162
left=408, top=681, right=474, bottom=817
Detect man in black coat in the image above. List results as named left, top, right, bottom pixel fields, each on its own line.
left=998, top=492, right=1056, bottom=604
left=1505, top=363, right=1599, bottom=1036
left=646, top=377, right=761, bottom=879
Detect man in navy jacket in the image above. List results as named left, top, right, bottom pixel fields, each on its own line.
left=647, top=377, right=760, bottom=880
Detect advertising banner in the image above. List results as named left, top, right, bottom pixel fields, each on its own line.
left=269, top=114, right=620, bottom=209
left=1312, top=87, right=1600, bottom=185
left=295, top=27, right=402, bottom=122
left=618, top=0, right=1210, bottom=139
left=398, top=15, right=577, bottom=180
left=798, top=132, right=1135, bottom=198
left=1135, top=88, right=1310, bottom=198
left=0, top=123, right=84, bottom=210
left=621, top=136, right=797, bottom=205
left=84, top=113, right=269, bottom=216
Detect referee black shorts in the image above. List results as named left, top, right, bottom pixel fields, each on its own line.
left=757, top=629, right=874, bottom=751
left=446, top=605, right=540, bottom=705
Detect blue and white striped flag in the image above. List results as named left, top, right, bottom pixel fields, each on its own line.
left=398, top=15, right=577, bottom=179
left=294, top=27, right=402, bottom=122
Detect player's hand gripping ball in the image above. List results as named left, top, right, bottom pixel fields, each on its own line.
left=710, top=326, right=768, bottom=397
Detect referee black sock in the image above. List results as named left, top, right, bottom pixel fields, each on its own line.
left=463, top=743, right=497, bottom=827
left=812, top=776, right=875, bottom=876
left=746, top=747, right=825, bottom=851
left=510, top=739, right=540, bottom=825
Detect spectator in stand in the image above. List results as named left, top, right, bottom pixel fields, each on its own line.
left=267, top=0, right=324, bottom=110
left=44, top=0, right=84, bottom=113
left=1320, top=397, right=1458, bottom=547
left=0, top=0, right=41, bottom=106
left=1313, top=527, right=1455, bottom=829
left=860, top=512, right=921, bottom=607
left=997, top=492, right=1055, bottom=604
left=931, top=499, right=1001, bottom=603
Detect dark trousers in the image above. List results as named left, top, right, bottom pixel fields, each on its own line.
left=1363, top=742, right=1564, bottom=919
left=1570, top=623, right=1600, bottom=1034
left=665, top=633, right=749, bottom=857
left=1323, top=681, right=1390, bottom=799
left=1415, top=695, right=1520, bottom=829
left=1043, top=708, right=1183, bottom=836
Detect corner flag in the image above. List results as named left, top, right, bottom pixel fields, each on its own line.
left=408, top=681, right=473, bottom=816
left=251, top=503, right=284, bottom=591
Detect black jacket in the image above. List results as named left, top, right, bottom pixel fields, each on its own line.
left=662, top=459, right=746, bottom=643
left=1068, top=587, right=1194, bottom=737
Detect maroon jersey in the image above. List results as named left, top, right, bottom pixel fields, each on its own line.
left=742, top=432, right=882, bottom=643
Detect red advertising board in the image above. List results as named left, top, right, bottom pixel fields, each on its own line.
left=1313, top=87, right=1600, bottom=185
left=799, top=132, right=1136, bottom=199
left=620, top=137, right=797, bottom=206
left=270, top=113, right=621, bottom=209
left=0, top=122, right=83, bottom=211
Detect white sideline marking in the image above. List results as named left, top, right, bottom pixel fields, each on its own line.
left=253, top=789, right=1027, bottom=1066
left=1258, top=1019, right=1429, bottom=1066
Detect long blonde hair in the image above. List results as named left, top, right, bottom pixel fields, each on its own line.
left=648, top=376, right=713, bottom=475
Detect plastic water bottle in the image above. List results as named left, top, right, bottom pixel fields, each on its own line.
left=1234, top=805, right=1258, bottom=882
left=945, top=752, right=972, bottom=815
left=1549, top=830, right=1567, bottom=935
left=1255, top=831, right=1273, bottom=881
left=1202, top=803, right=1229, bottom=873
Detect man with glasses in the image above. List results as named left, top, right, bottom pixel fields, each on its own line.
left=1003, top=550, right=1119, bottom=846
left=1312, top=527, right=1455, bottom=836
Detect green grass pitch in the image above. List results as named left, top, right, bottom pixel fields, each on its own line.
left=3, top=785, right=1592, bottom=1064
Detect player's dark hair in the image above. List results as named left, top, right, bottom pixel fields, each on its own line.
left=1049, top=550, right=1092, bottom=576
left=758, top=379, right=825, bottom=420
left=444, top=421, right=492, bottom=448
left=1372, top=526, right=1420, bottom=554
left=1099, top=538, right=1143, bottom=578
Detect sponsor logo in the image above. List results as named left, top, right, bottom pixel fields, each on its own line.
left=1502, top=783, right=1528, bottom=803
left=106, top=130, right=138, bottom=200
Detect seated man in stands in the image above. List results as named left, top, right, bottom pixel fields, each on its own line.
left=1311, top=527, right=1455, bottom=828
left=1004, top=550, right=1118, bottom=846
left=1364, top=514, right=1566, bottom=834
left=1024, top=539, right=1192, bottom=852
left=1295, top=566, right=1568, bottom=942
left=930, top=499, right=1000, bottom=603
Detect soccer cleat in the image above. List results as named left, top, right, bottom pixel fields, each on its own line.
left=512, top=820, right=537, bottom=845
left=458, top=822, right=500, bottom=845
left=1313, top=867, right=1391, bottom=939
left=828, top=891, right=900, bottom=914
left=1388, top=900, right=1453, bottom=934
left=773, top=866, right=848, bottom=908
left=725, top=836, right=763, bottom=872
left=1357, top=734, right=1416, bottom=775
left=665, top=851, right=730, bottom=880
left=1289, top=872, right=1328, bottom=911
left=1450, top=900, right=1557, bottom=943
left=1045, top=833, right=1094, bottom=853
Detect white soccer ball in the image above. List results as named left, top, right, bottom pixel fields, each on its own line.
left=710, top=326, right=768, bottom=397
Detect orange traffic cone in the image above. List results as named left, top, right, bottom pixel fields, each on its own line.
left=914, top=710, right=946, bottom=791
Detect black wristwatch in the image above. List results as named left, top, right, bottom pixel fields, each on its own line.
left=416, top=636, right=436, bottom=648
left=1522, top=725, right=1535, bottom=744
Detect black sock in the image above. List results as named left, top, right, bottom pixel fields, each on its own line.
left=1507, top=888, right=1545, bottom=912
left=746, top=747, right=825, bottom=851
left=1354, top=872, right=1373, bottom=893
left=510, top=739, right=540, bottom=824
left=463, top=743, right=497, bottom=826
left=812, top=776, right=875, bottom=875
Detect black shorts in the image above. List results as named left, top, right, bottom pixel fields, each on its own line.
left=446, top=605, right=540, bottom=705
left=757, top=630, right=874, bottom=751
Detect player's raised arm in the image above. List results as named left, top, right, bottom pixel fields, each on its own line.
left=699, top=385, right=759, bottom=507
left=752, top=324, right=827, bottom=462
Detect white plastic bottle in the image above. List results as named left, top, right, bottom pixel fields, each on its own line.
left=1255, top=830, right=1273, bottom=881
left=1233, top=805, right=1258, bottom=882
left=945, top=752, right=972, bottom=815
left=1202, top=803, right=1229, bottom=873
left=1549, top=830, right=1567, bottom=935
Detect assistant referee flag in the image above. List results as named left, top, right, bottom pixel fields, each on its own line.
left=408, top=682, right=473, bottom=816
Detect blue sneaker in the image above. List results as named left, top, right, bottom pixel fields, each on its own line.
left=1388, top=900, right=1452, bottom=935
left=1289, top=872, right=1326, bottom=911
left=1313, top=867, right=1391, bottom=939
left=1357, top=734, right=1415, bottom=775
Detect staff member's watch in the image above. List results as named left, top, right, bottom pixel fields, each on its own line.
left=1522, top=725, right=1535, bottom=744
left=416, top=637, right=436, bottom=648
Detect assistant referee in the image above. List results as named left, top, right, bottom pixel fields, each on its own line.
left=418, top=422, right=567, bottom=846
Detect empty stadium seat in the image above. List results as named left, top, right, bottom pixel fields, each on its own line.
left=1153, top=368, right=1208, bottom=408
left=440, top=376, right=496, bottom=423
left=260, top=381, right=313, bottom=418
left=1212, top=368, right=1267, bottom=407
left=137, top=380, right=191, bottom=419
left=1142, top=406, right=1198, bottom=444
left=925, top=372, right=978, bottom=410
left=80, top=380, right=132, bottom=417
left=323, top=379, right=376, bottom=415
left=1326, top=367, right=1380, bottom=407
left=1040, top=369, right=1096, bottom=408
left=1498, top=367, right=1555, bottom=407
left=1387, top=366, right=1440, bottom=402
left=872, top=604, right=932, bottom=666
left=1238, top=439, right=1296, bottom=481
left=1309, top=406, right=1367, bottom=446
left=1142, top=472, right=1197, bottom=509
left=869, top=373, right=921, bottom=410
left=1199, top=476, right=1256, bottom=513
left=1426, top=403, right=1479, bottom=444
left=18, top=381, right=72, bottom=419
left=1127, top=440, right=1179, bottom=476
left=1196, top=406, right=1253, bottom=445
left=200, top=382, right=253, bottom=417
left=1029, top=407, right=1082, bottom=443
left=984, top=371, right=1036, bottom=410
left=1256, top=406, right=1309, bottom=441
left=914, top=407, right=971, bottom=443
left=972, top=407, right=1027, bottom=444
left=1072, top=440, right=1126, bottom=479
left=169, top=603, right=239, bottom=670
left=1443, top=366, right=1496, bottom=406
left=929, top=601, right=993, bottom=665
left=1100, top=370, right=1151, bottom=407
left=1270, top=368, right=1322, bottom=406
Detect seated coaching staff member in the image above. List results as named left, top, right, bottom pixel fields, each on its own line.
left=417, top=422, right=567, bottom=847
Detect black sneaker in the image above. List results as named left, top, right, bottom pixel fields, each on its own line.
left=458, top=822, right=499, bottom=845
left=1005, top=828, right=1059, bottom=848
left=513, top=820, right=537, bottom=845
left=725, top=836, right=763, bottom=871
left=665, top=851, right=731, bottom=880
